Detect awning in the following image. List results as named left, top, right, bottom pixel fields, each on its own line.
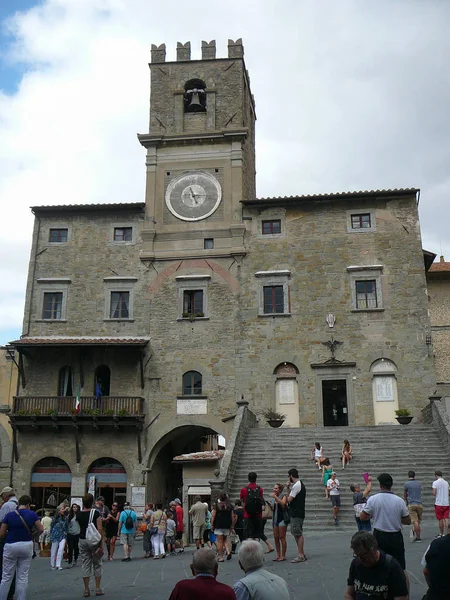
left=10, top=336, right=150, bottom=347
left=187, top=486, right=211, bottom=495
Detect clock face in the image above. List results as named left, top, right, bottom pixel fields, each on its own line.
left=165, top=171, right=222, bottom=221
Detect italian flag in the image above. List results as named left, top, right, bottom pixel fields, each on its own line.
left=74, top=384, right=81, bottom=415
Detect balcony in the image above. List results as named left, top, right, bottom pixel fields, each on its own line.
left=9, top=396, right=145, bottom=432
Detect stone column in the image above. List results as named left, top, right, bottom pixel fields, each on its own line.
left=209, top=478, right=226, bottom=505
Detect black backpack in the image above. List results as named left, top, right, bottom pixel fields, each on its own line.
left=245, top=486, right=263, bottom=516
left=124, top=511, right=134, bottom=529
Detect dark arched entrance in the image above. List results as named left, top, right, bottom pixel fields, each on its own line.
left=31, top=457, right=72, bottom=511
left=87, top=457, right=126, bottom=508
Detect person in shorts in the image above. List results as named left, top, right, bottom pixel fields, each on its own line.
left=118, top=502, right=136, bottom=562
left=432, top=470, right=449, bottom=537
left=327, top=472, right=341, bottom=525
left=166, top=511, right=176, bottom=555
left=39, top=510, right=52, bottom=550
left=286, top=468, right=306, bottom=563
left=403, top=470, right=423, bottom=542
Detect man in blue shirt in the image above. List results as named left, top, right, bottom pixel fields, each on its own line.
left=403, top=470, right=423, bottom=542
left=118, top=502, right=137, bottom=562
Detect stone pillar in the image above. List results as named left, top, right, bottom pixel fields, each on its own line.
left=151, top=43, right=166, bottom=63
left=71, top=475, right=85, bottom=497
left=201, top=40, right=216, bottom=60
left=209, top=478, right=226, bottom=505
left=177, top=42, right=191, bottom=61
left=228, top=38, right=244, bottom=59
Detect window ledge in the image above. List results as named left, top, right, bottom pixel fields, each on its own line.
left=177, top=395, right=208, bottom=400
left=177, top=317, right=210, bottom=322
left=258, top=313, right=292, bottom=318
left=348, top=229, right=375, bottom=233
left=347, top=265, right=383, bottom=272
left=35, top=319, right=67, bottom=323
left=103, top=318, right=135, bottom=322
left=351, top=308, right=385, bottom=313
left=108, top=241, right=136, bottom=246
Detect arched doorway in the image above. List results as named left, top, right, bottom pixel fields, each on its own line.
left=94, top=365, right=110, bottom=397
left=86, top=457, right=126, bottom=508
left=274, top=363, right=300, bottom=427
left=31, top=457, right=72, bottom=511
left=371, top=359, right=399, bottom=424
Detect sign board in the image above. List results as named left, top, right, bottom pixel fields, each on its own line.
left=177, top=398, right=207, bottom=415
left=277, top=379, right=296, bottom=404
left=375, top=376, right=395, bottom=402
left=88, top=476, right=96, bottom=496
left=131, top=486, right=146, bottom=515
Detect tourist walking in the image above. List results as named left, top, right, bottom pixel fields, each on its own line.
left=39, top=511, right=52, bottom=553
left=286, top=468, right=306, bottom=563
left=311, top=442, right=325, bottom=469
left=149, top=503, right=167, bottom=559
left=326, top=472, right=341, bottom=525
left=270, top=483, right=287, bottom=562
left=403, top=470, right=423, bottom=542
left=168, top=548, right=236, bottom=600
left=432, top=470, right=449, bottom=537
left=240, top=472, right=264, bottom=540
left=189, top=496, right=207, bottom=550
left=142, top=503, right=153, bottom=558
left=233, top=540, right=290, bottom=600
left=350, top=476, right=372, bottom=531
left=211, top=493, right=235, bottom=562
left=322, top=459, right=333, bottom=499
left=203, top=504, right=212, bottom=548
left=233, top=500, right=244, bottom=547
left=49, top=506, right=67, bottom=570
left=0, top=494, right=43, bottom=600
left=104, top=501, right=120, bottom=561
left=76, top=493, right=104, bottom=598
left=345, top=532, right=408, bottom=600
left=359, top=473, right=410, bottom=588
left=67, top=503, right=80, bottom=568
left=118, top=502, right=137, bottom=562
left=165, top=511, right=176, bottom=555
left=0, top=487, right=19, bottom=600
left=341, top=439, right=353, bottom=469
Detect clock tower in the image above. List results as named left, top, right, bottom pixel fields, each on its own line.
left=138, top=39, right=256, bottom=261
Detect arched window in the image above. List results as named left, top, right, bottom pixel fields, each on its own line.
left=371, top=359, right=398, bottom=425
left=183, top=371, right=202, bottom=395
left=94, top=365, right=110, bottom=397
left=58, top=366, right=73, bottom=396
left=184, top=79, right=206, bottom=113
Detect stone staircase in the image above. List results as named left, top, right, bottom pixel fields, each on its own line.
left=227, top=424, right=446, bottom=531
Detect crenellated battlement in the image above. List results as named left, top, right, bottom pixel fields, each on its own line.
left=150, top=39, right=244, bottom=63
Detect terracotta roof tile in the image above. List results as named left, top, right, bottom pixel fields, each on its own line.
left=10, top=336, right=150, bottom=346
left=429, top=256, right=450, bottom=273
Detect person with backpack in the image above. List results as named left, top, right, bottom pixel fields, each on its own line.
left=76, top=493, right=104, bottom=597
left=240, top=472, right=264, bottom=540
left=210, top=493, right=235, bottom=562
left=118, top=503, right=137, bottom=563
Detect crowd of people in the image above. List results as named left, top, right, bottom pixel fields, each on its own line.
left=0, top=448, right=447, bottom=599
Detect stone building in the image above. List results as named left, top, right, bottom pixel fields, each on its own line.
left=8, top=39, right=435, bottom=510
left=0, top=347, right=16, bottom=489
left=427, top=255, right=450, bottom=411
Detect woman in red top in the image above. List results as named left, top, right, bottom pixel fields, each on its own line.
left=174, top=499, right=184, bottom=553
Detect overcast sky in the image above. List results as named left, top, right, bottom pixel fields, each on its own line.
left=1, top=0, right=449, bottom=345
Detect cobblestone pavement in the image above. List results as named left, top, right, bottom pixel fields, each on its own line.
left=26, top=523, right=441, bottom=599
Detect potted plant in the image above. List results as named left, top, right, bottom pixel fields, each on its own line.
left=263, top=408, right=286, bottom=428
left=395, top=408, right=413, bottom=425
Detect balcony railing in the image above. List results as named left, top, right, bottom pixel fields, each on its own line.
left=12, top=396, right=144, bottom=417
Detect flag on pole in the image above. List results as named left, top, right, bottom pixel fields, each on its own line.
left=74, top=383, right=81, bottom=415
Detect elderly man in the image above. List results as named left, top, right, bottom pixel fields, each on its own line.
left=168, top=547, right=235, bottom=599
left=0, top=487, right=19, bottom=600
left=233, top=540, right=290, bottom=600
left=345, top=532, right=408, bottom=600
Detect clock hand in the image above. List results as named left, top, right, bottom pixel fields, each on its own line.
left=189, top=187, right=198, bottom=205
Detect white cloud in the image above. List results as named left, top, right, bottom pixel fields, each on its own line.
left=1, top=0, right=449, bottom=344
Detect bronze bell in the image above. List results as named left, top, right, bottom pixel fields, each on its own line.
left=186, top=88, right=205, bottom=112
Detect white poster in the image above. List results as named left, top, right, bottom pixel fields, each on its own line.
left=88, top=476, right=96, bottom=495
left=71, top=497, right=83, bottom=510
left=376, top=376, right=394, bottom=402
left=131, top=486, right=146, bottom=514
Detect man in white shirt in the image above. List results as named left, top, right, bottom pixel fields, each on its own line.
left=432, top=470, right=449, bottom=537
left=360, top=473, right=410, bottom=573
left=326, top=472, right=340, bottom=525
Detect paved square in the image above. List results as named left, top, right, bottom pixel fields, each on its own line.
left=26, top=524, right=438, bottom=599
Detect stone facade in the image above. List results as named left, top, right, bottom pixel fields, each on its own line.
left=427, top=256, right=450, bottom=410
left=0, top=347, right=15, bottom=489
left=9, top=40, right=436, bottom=508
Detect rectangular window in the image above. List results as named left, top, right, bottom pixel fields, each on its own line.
left=49, top=228, right=68, bottom=243
left=183, top=290, right=204, bottom=316
left=351, top=214, right=371, bottom=229
left=42, top=292, right=63, bottom=319
left=204, top=238, right=214, bottom=249
left=113, top=227, right=133, bottom=242
left=355, top=280, right=378, bottom=309
left=110, top=291, right=130, bottom=318
left=263, top=285, right=284, bottom=313
left=262, top=220, right=282, bottom=235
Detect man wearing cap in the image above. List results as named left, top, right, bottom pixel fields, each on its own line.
left=359, top=473, right=410, bottom=580
left=0, top=487, right=18, bottom=600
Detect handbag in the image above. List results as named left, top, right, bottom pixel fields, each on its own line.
left=283, top=505, right=291, bottom=525
left=86, top=509, right=102, bottom=547
left=14, top=510, right=40, bottom=542
left=353, top=503, right=366, bottom=517
left=261, top=501, right=273, bottom=521
left=139, top=523, right=147, bottom=533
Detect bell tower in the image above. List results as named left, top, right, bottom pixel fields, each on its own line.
left=138, top=39, right=256, bottom=262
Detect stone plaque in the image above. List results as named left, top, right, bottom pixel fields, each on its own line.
left=177, top=398, right=208, bottom=415
left=277, top=379, right=296, bottom=405
left=375, top=376, right=394, bottom=402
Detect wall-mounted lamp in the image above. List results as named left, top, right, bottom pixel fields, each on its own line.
left=426, top=334, right=432, bottom=346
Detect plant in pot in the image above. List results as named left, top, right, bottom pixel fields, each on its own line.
left=263, top=408, right=286, bottom=428
left=395, top=408, right=413, bottom=425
